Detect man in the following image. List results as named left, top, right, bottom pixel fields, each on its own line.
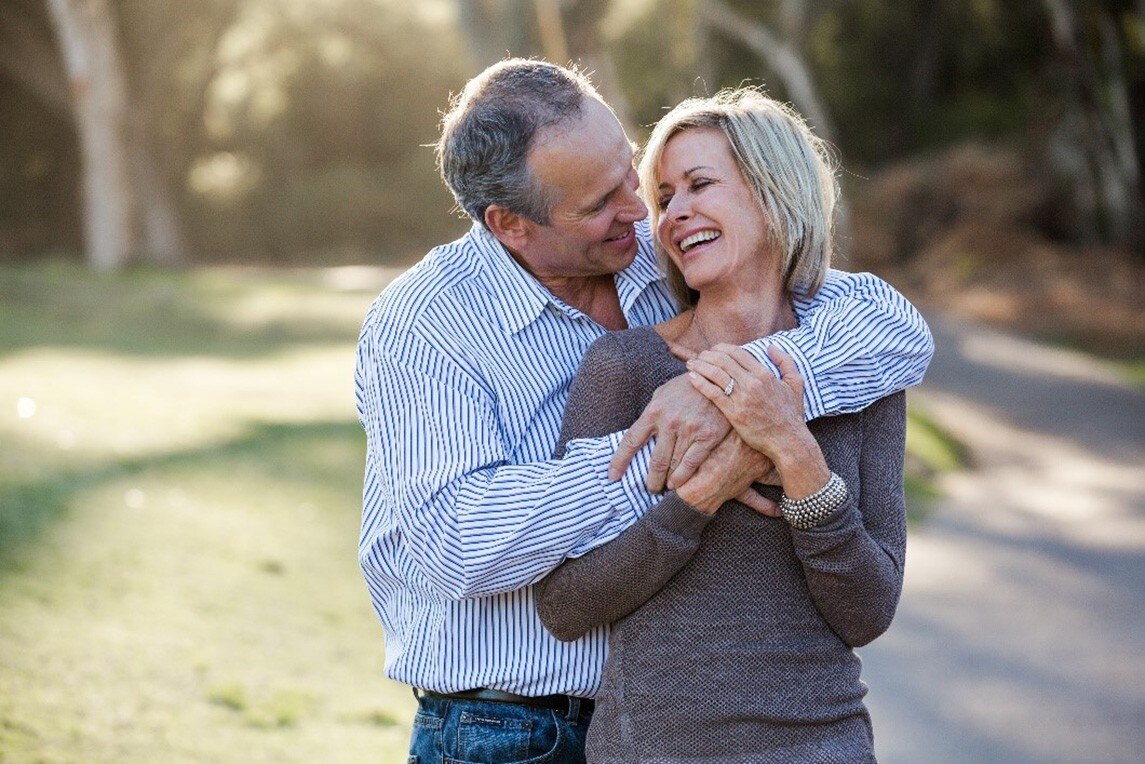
left=355, top=59, right=932, bottom=762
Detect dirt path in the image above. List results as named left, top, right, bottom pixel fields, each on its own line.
left=860, top=315, right=1145, bottom=762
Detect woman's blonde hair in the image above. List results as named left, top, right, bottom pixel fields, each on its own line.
left=638, top=88, right=839, bottom=307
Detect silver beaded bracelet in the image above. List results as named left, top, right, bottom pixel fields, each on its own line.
left=779, top=472, right=848, bottom=530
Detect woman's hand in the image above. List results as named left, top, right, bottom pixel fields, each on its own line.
left=686, top=344, right=806, bottom=456
left=686, top=344, right=830, bottom=499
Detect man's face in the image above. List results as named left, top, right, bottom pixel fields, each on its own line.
left=514, top=98, right=648, bottom=281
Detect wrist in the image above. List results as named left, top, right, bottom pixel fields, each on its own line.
left=675, top=481, right=721, bottom=515
left=780, top=471, right=847, bottom=530
left=772, top=433, right=829, bottom=498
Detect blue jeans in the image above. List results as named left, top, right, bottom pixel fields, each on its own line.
left=407, top=691, right=592, bottom=764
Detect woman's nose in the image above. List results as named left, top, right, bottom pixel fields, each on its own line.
left=665, top=192, right=690, bottom=220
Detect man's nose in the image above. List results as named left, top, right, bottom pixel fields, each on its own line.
left=619, top=183, right=648, bottom=222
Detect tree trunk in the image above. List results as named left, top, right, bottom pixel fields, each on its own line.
left=699, top=0, right=852, bottom=254
left=1042, top=0, right=1143, bottom=248
left=533, top=0, right=570, bottom=63
left=127, top=114, right=189, bottom=266
left=561, top=0, right=634, bottom=131
left=700, top=0, right=836, bottom=145
left=457, top=0, right=538, bottom=69
left=45, top=0, right=135, bottom=270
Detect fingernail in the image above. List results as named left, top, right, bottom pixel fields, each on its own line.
left=607, top=468, right=620, bottom=481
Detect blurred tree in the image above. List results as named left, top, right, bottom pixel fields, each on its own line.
left=452, top=0, right=633, bottom=127
left=43, top=0, right=134, bottom=270
left=700, top=0, right=837, bottom=145
left=1, top=0, right=197, bottom=267
left=1041, top=0, right=1144, bottom=248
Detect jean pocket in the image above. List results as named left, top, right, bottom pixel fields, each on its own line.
left=451, top=709, right=562, bottom=764
left=409, top=710, right=444, bottom=762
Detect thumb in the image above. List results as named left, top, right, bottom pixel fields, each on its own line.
left=768, top=345, right=802, bottom=382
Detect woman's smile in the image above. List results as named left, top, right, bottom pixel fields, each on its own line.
left=656, top=127, right=773, bottom=293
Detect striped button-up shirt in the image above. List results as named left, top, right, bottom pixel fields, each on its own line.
left=355, top=220, right=932, bottom=697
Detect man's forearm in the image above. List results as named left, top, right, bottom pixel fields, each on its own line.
left=742, top=270, right=933, bottom=418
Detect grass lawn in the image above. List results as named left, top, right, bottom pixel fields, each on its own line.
left=0, top=263, right=413, bottom=762
left=0, top=262, right=965, bottom=761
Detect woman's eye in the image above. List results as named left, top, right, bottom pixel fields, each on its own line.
left=691, top=178, right=712, bottom=191
left=657, top=196, right=672, bottom=211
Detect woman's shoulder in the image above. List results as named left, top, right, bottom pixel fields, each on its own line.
left=582, top=326, right=670, bottom=364
left=863, top=390, right=907, bottom=420
left=577, top=326, right=677, bottom=388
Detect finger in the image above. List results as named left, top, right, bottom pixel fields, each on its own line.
left=687, top=371, right=732, bottom=413
left=667, top=439, right=713, bottom=490
left=714, top=344, right=766, bottom=376
left=760, top=465, right=782, bottom=486
left=695, top=349, right=741, bottom=379
left=737, top=488, right=781, bottom=517
left=645, top=430, right=676, bottom=492
left=686, top=356, right=729, bottom=386
left=766, top=345, right=801, bottom=382
left=687, top=356, right=737, bottom=395
left=609, top=416, right=656, bottom=480
left=767, top=345, right=804, bottom=400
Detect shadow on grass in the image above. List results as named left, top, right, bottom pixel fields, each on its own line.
left=0, top=263, right=380, bottom=360
left=0, top=419, right=364, bottom=575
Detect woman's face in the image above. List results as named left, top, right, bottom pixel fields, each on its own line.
left=654, top=127, right=776, bottom=296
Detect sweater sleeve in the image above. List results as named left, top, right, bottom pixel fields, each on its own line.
left=535, top=492, right=714, bottom=641
left=789, top=392, right=908, bottom=647
left=537, top=331, right=715, bottom=641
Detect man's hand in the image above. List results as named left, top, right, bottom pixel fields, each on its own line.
left=674, top=431, right=779, bottom=516
left=608, top=373, right=731, bottom=491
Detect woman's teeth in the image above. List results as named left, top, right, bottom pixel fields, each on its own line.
left=681, top=230, right=720, bottom=251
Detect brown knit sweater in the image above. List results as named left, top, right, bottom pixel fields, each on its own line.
left=534, top=327, right=907, bottom=763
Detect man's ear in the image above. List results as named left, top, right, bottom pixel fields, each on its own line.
left=485, top=205, right=533, bottom=251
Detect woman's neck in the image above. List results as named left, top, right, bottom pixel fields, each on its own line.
left=689, top=287, right=796, bottom=349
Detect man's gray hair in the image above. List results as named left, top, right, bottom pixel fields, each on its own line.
left=437, top=59, right=603, bottom=227
left=639, top=88, right=839, bottom=303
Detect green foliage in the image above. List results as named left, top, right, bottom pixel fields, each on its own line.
left=904, top=405, right=970, bottom=522
left=610, top=0, right=1055, bottom=164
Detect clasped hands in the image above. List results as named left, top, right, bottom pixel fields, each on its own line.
left=608, top=345, right=809, bottom=516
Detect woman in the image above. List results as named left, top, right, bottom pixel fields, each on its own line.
left=534, top=89, right=906, bottom=762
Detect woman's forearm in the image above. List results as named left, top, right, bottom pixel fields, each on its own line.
left=790, top=393, right=908, bottom=647
left=534, top=493, right=713, bottom=641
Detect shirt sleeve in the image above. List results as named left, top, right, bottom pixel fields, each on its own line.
left=355, top=323, right=654, bottom=602
left=741, top=270, right=934, bottom=419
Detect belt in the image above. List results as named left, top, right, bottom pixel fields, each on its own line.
left=418, top=687, right=593, bottom=713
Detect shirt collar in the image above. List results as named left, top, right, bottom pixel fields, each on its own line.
left=469, top=218, right=667, bottom=335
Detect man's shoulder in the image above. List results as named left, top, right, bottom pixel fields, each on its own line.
left=363, top=233, right=484, bottom=336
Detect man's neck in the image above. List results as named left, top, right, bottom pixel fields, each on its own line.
left=540, top=274, right=628, bottom=331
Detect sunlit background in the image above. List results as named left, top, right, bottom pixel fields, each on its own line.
left=1, top=0, right=1143, bottom=761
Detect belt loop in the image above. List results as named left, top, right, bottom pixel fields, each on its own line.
left=566, top=696, right=580, bottom=721
left=412, top=687, right=422, bottom=702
